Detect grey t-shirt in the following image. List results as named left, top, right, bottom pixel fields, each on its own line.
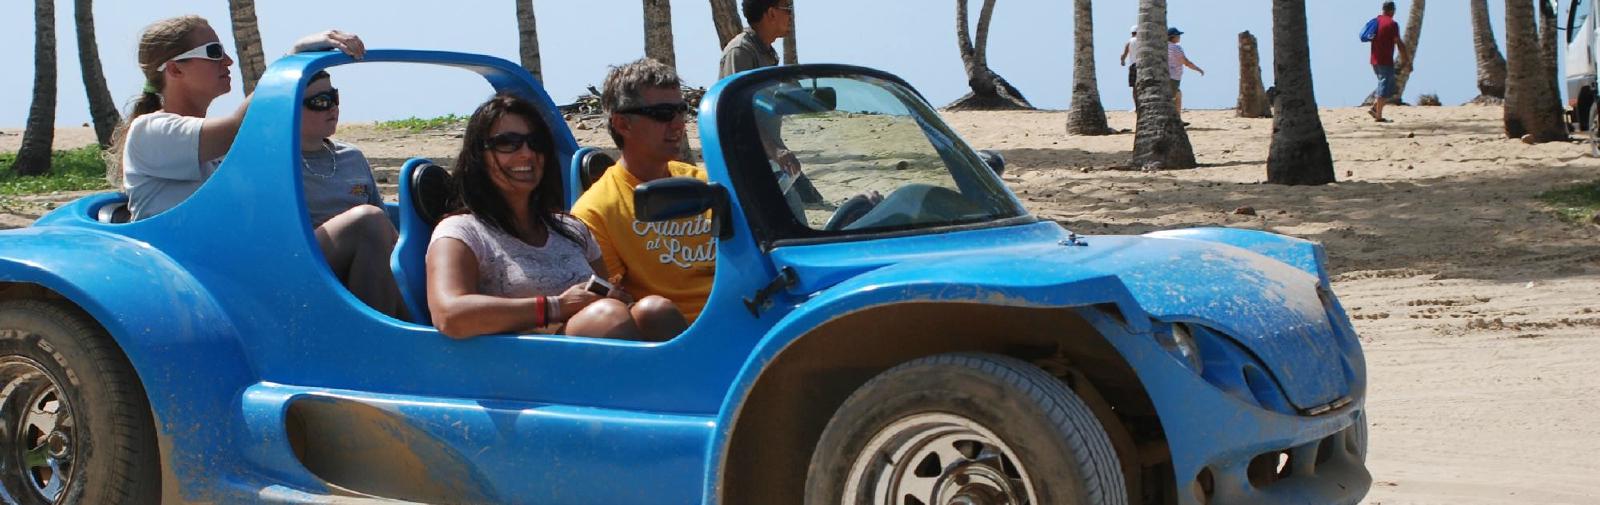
left=122, top=112, right=223, bottom=220
left=301, top=139, right=382, bottom=226
left=719, top=28, right=779, bottom=79
left=430, top=214, right=602, bottom=298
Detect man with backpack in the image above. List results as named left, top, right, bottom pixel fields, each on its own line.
left=1363, top=1, right=1410, bottom=123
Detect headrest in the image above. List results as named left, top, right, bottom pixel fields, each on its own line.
left=410, top=163, right=454, bottom=226
left=580, top=150, right=616, bottom=191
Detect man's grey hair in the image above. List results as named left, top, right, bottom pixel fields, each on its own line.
left=602, top=58, right=681, bottom=113
left=602, top=58, right=681, bottom=148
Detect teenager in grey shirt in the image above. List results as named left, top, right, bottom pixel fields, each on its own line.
left=296, top=70, right=407, bottom=319
left=717, top=0, right=790, bottom=78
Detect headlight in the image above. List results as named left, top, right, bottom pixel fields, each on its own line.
left=1159, top=323, right=1204, bottom=373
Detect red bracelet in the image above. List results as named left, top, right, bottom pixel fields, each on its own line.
left=533, top=296, right=547, bottom=327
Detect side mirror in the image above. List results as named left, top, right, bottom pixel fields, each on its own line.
left=767, top=86, right=838, bottom=115
left=634, top=177, right=733, bottom=239
left=976, top=149, right=1006, bottom=176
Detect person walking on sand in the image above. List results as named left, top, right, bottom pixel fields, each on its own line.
left=1366, top=1, right=1409, bottom=123
left=1121, top=25, right=1139, bottom=107
left=1167, top=28, right=1205, bottom=121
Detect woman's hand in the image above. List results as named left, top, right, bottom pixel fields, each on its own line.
left=290, top=30, right=366, bottom=58
left=553, top=284, right=602, bottom=321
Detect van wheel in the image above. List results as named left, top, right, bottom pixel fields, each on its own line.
left=804, top=353, right=1126, bottom=505
left=0, top=300, right=159, bottom=505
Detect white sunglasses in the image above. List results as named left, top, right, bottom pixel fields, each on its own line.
left=155, top=42, right=228, bottom=71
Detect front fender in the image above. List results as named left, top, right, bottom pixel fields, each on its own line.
left=0, top=227, right=268, bottom=500
left=705, top=264, right=1153, bottom=501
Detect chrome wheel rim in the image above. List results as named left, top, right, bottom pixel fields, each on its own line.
left=0, top=356, right=76, bottom=505
left=843, top=413, right=1036, bottom=505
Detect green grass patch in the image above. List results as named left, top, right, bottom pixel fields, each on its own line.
left=373, top=114, right=467, bottom=132
left=1537, top=180, right=1600, bottom=223
left=0, top=145, right=112, bottom=196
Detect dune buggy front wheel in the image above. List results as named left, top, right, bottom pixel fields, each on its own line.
left=805, top=353, right=1126, bottom=505
left=0, top=300, right=159, bottom=505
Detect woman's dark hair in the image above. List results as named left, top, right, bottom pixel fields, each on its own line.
left=452, top=94, right=578, bottom=245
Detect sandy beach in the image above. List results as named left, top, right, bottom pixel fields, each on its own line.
left=4, top=104, right=1598, bottom=504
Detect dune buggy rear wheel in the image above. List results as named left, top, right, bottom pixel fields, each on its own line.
left=0, top=300, right=159, bottom=505
left=804, top=353, right=1126, bottom=505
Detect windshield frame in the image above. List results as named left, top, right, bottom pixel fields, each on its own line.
left=713, top=65, right=1035, bottom=250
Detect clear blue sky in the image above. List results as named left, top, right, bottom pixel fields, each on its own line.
left=0, top=1, right=1514, bottom=127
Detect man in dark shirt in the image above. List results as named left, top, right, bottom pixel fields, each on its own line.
left=719, top=0, right=790, bottom=79
left=1368, top=1, right=1410, bottom=123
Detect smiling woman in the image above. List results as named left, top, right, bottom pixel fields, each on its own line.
left=425, top=93, right=687, bottom=342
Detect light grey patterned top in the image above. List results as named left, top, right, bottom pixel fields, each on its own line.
left=430, top=214, right=602, bottom=298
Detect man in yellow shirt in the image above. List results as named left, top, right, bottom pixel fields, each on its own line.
left=573, top=59, right=715, bottom=323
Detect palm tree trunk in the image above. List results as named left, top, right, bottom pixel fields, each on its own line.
left=516, top=0, right=543, bottom=82
left=1236, top=31, right=1271, bottom=118
left=1537, top=0, right=1565, bottom=120
left=782, top=2, right=798, bottom=65
left=1504, top=0, right=1566, bottom=142
left=1471, top=0, right=1507, bottom=101
left=1066, top=0, right=1111, bottom=135
left=1131, top=0, right=1194, bottom=169
left=709, top=0, right=742, bottom=49
left=228, top=0, right=267, bottom=95
left=1267, top=0, right=1335, bottom=185
left=74, top=0, right=119, bottom=148
left=643, top=0, right=677, bottom=69
left=1393, top=0, right=1425, bottom=100
left=948, top=0, right=1032, bottom=110
left=13, top=0, right=57, bottom=177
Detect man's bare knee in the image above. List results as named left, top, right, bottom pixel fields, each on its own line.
left=631, top=296, right=687, bottom=341
left=566, top=299, right=640, bottom=340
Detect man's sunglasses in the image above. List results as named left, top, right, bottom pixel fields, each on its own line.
left=303, top=89, right=340, bottom=112
left=484, top=132, right=551, bottom=154
left=618, top=102, right=691, bottom=122
left=155, top=42, right=227, bottom=71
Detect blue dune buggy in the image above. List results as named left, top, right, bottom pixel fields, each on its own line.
left=0, top=50, right=1369, bottom=505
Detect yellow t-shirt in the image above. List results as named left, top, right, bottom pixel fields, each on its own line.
left=572, top=161, right=716, bottom=321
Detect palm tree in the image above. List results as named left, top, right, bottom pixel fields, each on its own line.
left=1394, top=0, right=1425, bottom=100
left=13, top=0, right=57, bottom=177
left=643, top=0, right=677, bottom=69
left=949, top=0, right=1032, bottom=110
left=228, top=0, right=267, bottom=94
left=75, top=0, right=119, bottom=148
left=1236, top=31, right=1271, bottom=118
left=1066, top=0, right=1111, bottom=135
left=1471, top=0, right=1507, bottom=101
left=710, top=0, right=742, bottom=49
left=516, top=0, right=543, bottom=82
left=1266, top=0, right=1335, bottom=185
left=1537, top=0, right=1563, bottom=116
left=1130, top=0, right=1194, bottom=170
left=1503, top=0, right=1565, bottom=142
left=782, top=2, right=798, bottom=65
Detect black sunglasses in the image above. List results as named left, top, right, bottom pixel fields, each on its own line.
left=484, top=132, right=551, bottom=154
left=303, top=89, right=340, bottom=112
left=618, top=102, right=691, bottom=122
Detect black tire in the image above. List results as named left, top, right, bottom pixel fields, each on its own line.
left=804, top=353, right=1126, bottom=505
left=0, top=300, right=159, bottom=505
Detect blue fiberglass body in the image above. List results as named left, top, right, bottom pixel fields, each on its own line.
left=0, top=50, right=1369, bottom=504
